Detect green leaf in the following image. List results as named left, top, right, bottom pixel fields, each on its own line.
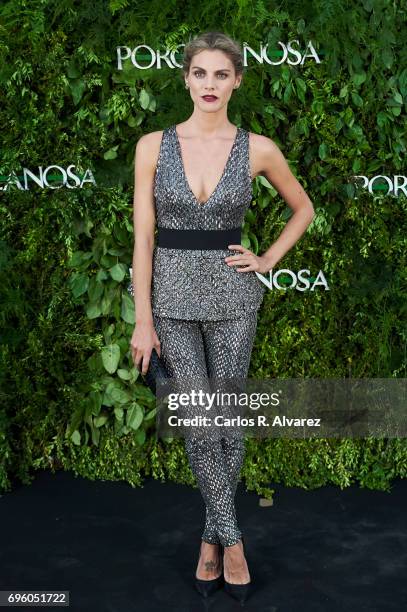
left=382, top=48, right=393, bottom=69
left=127, top=115, right=138, bottom=127
left=118, top=368, right=131, bottom=380
left=139, top=88, right=150, bottom=110
left=71, top=430, right=81, bottom=445
left=352, top=72, right=367, bottom=87
left=68, top=78, right=86, bottom=105
left=96, top=270, right=109, bottom=281
left=283, top=83, right=292, bottom=104
left=86, top=301, right=102, bottom=319
left=127, top=403, right=144, bottom=430
left=91, top=426, right=100, bottom=446
left=376, top=111, right=388, bottom=128
left=89, top=391, right=103, bottom=416
left=110, top=0, right=130, bottom=16
left=88, top=278, right=104, bottom=301
left=104, top=146, right=119, bottom=160
left=94, top=414, right=109, bottom=428
left=296, top=19, right=305, bottom=34
left=295, top=77, right=306, bottom=103
left=351, top=93, right=363, bottom=107
left=391, top=91, right=402, bottom=105
left=101, top=343, right=121, bottom=373
left=110, top=262, right=127, bottom=281
left=70, top=273, right=89, bottom=298
left=121, top=292, right=135, bottom=324
left=67, top=251, right=92, bottom=268
left=67, top=59, right=81, bottom=79
left=114, top=406, right=124, bottom=421
left=145, top=407, right=157, bottom=421
left=111, top=387, right=132, bottom=404
left=134, top=429, right=146, bottom=445
left=257, top=175, right=274, bottom=191
left=319, top=143, right=329, bottom=160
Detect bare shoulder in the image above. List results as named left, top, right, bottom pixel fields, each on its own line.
left=247, top=131, right=284, bottom=178
left=135, top=129, right=165, bottom=170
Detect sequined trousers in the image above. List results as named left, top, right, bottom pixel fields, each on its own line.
left=153, top=311, right=258, bottom=547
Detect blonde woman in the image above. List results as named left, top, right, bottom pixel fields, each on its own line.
left=131, top=31, right=315, bottom=603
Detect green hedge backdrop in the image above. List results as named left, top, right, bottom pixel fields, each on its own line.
left=0, top=0, right=406, bottom=498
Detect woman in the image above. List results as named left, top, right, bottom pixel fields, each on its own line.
left=130, top=31, right=315, bottom=603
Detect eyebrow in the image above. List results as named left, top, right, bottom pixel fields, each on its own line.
left=191, top=66, right=231, bottom=72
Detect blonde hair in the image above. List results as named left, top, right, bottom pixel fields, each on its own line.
left=182, top=31, right=244, bottom=77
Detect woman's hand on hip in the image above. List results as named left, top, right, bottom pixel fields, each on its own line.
left=225, top=244, right=271, bottom=274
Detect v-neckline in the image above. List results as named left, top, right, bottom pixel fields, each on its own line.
left=173, top=124, right=240, bottom=206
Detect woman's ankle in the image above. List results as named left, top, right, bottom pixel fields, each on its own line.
left=223, top=538, right=243, bottom=551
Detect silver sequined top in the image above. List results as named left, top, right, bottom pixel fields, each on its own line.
left=150, top=124, right=266, bottom=320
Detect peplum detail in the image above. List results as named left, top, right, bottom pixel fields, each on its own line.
left=150, top=124, right=265, bottom=321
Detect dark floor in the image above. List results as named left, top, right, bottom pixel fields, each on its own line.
left=0, top=469, right=406, bottom=611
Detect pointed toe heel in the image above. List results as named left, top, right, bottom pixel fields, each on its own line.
left=194, top=542, right=224, bottom=598
left=194, top=573, right=224, bottom=598
left=224, top=579, right=252, bottom=604
left=223, top=536, right=252, bottom=604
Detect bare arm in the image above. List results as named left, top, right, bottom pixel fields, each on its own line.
left=225, top=133, right=315, bottom=274
left=130, top=131, right=163, bottom=374
left=132, top=133, right=158, bottom=324
left=254, top=134, right=315, bottom=271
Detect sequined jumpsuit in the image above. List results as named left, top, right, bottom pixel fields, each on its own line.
left=151, top=124, right=266, bottom=547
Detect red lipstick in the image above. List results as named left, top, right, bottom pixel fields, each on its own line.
left=202, top=95, right=218, bottom=102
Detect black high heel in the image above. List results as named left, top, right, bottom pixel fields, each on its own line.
left=223, top=536, right=252, bottom=605
left=194, top=542, right=224, bottom=598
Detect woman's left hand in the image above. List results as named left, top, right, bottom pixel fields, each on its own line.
left=225, top=244, right=271, bottom=275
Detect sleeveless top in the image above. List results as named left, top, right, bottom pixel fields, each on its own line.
left=151, top=124, right=266, bottom=320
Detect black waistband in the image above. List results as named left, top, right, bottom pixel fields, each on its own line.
left=156, top=226, right=241, bottom=250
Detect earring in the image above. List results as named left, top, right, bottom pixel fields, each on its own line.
left=185, top=83, right=189, bottom=89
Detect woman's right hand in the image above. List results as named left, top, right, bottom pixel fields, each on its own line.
left=130, top=320, right=161, bottom=375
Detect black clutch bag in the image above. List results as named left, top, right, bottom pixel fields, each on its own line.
left=142, top=347, right=170, bottom=396
left=127, top=274, right=169, bottom=395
